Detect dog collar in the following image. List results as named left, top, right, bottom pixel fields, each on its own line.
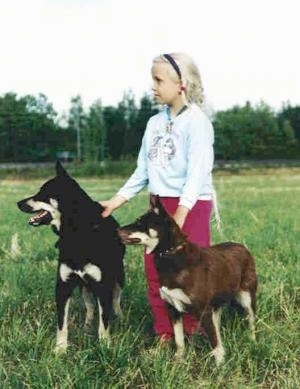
left=159, top=243, right=185, bottom=257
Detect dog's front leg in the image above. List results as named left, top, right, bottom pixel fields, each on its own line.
left=168, top=305, right=184, bottom=359
left=173, top=316, right=184, bottom=359
left=55, top=276, right=77, bottom=354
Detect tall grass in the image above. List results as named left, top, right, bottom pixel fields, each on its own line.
left=0, top=169, right=299, bottom=388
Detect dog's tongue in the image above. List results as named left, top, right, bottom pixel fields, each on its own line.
left=29, top=210, right=48, bottom=224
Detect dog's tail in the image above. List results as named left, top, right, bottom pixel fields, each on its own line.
left=212, top=188, right=222, bottom=233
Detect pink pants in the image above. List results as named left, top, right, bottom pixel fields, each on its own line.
left=144, top=196, right=212, bottom=339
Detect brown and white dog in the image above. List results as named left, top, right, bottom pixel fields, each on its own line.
left=117, top=196, right=257, bottom=365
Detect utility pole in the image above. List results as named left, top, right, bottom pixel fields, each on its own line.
left=76, top=108, right=81, bottom=161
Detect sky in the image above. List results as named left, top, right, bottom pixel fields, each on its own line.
left=0, top=0, right=299, bottom=116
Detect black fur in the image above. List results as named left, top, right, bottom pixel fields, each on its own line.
left=17, top=161, right=125, bottom=352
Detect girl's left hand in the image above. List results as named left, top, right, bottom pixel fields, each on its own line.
left=173, top=205, right=189, bottom=229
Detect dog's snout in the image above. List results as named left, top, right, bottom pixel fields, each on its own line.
left=17, top=199, right=28, bottom=212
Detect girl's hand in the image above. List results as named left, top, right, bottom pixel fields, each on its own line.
left=99, top=195, right=127, bottom=218
left=173, top=205, right=189, bottom=229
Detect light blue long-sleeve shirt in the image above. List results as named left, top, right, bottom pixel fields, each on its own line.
left=117, top=103, right=214, bottom=210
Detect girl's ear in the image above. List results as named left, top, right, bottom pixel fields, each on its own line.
left=179, top=83, right=186, bottom=95
left=178, top=76, right=187, bottom=95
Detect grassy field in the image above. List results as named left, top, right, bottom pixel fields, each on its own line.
left=0, top=168, right=299, bottom=388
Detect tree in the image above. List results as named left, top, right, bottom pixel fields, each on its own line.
left=103, top=91, right=159, bottom=160
left=84, top=99, right=106, bottom=162
left=277, top=104, right=300, bottom=141
left=68, top=95, right=86, bottom=161
left=103, top=105, right=126, bottom=160
left=24, top=93, right=57, bottom=119
left=23, top=93, right=61, bottom=161
left=0, top=92, right=60, bottom=162
left=119, top=91, right=138, bottom=157
left=131, top=93, right=159, bottom=155
left=213, top=101, right=282, bottom=159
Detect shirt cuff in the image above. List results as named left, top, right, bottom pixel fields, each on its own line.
left=178, top=197, right=195, bottom=210
left=116, top=190, right=131, bottom=201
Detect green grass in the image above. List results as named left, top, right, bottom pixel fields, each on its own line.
left=0, top=170, right=299, bottom=388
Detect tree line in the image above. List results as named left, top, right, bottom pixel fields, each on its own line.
left=0, top=91, right=299, bottom=163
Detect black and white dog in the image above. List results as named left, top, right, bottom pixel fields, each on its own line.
left=17, top=161, right=125, bottom=353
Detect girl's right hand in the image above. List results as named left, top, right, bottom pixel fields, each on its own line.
left=99, top=195, right=127, bottom=218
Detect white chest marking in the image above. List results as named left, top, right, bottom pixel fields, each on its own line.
left=59, top=263, right=102, bottom=283
left=49, top=199, right=61, bottom=231
left=159, top=286, right=191, bottom=312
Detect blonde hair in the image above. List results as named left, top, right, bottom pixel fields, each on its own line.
left=153, top=52, right=205, bottom=107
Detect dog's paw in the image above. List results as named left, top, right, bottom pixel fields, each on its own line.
left=54, top=343, right=68, bottom=355
left=212, top=345, right=225, bottom=367
left=114, top=307, right=124, bottom=320
left=98, top=328, right=111, bottom=347
left=174, top=348, right=184, bottom=360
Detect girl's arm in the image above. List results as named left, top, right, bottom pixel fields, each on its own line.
left=100, top=130, right=149, bottom=217
left=100, top=195, right=128, bottom=217
left=173, top=204, right=189, bottom=228
left=179, top=113, right=214, bottom=210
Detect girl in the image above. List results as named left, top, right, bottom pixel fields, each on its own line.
left=100, top=52, right=215, bottom=341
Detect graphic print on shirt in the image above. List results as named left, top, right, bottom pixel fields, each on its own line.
left=147, top=134, right=176, bottom=166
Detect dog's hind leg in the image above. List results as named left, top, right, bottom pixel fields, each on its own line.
left=112, top=283, right=123, bottom=319
left=202, top=307, right=225, bottom=366
left=82, top=286, right=94, bottom=329
left=55, top=276, right=77, bottom=354
left=97, top=295, right=111, bottom=344
left=235, top=290, right=256, bottom=341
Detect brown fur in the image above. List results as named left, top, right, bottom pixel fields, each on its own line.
left=118, top=196, right=257, bottom=365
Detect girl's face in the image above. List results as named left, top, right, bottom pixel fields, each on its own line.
left=151, top=62, right=181, bottom=106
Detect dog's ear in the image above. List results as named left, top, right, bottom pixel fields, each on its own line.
left=150, top=195, right=159, bottom=209
left=56, top=160, right=68, bottom=177
left=153, top=196, right=168, bottom=217
left=151, top=195, right=160, bottom=214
